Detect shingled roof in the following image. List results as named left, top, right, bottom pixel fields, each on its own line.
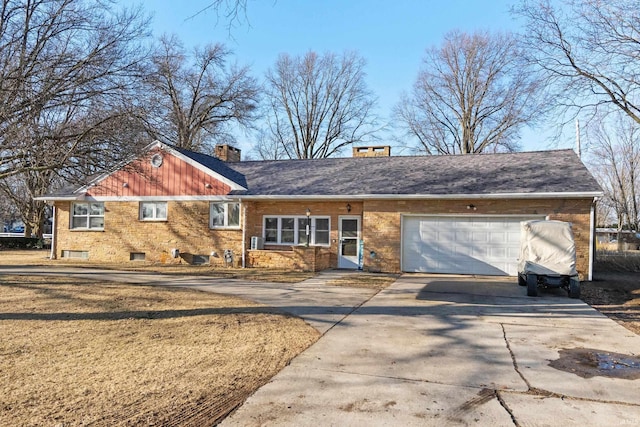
left=228, top=149, right=601, bottom=198
left=40, top=147, right=602, bottom=200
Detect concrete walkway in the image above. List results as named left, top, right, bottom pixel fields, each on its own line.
left=160, top=269, right=380, bottom=334
left=2, top=266, right=640, bottom=425
left=0, top=266, right=378, bottom=334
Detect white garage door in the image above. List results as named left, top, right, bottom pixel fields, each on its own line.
left=402, top=216, right=541, bottom=276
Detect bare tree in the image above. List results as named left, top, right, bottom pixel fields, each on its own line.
left=0, top=172, right=52, bottom=238
left=0, top=189, right=20, bottom=231
left=514, top=0, right=640, bottom=125
left=263, top=50, right=378, bottom=159
left=395, top=30, right=545, bottom=155
left=188, top=0, right=248, bottom=29
left=251, top=130, right=290, bottom=160
left=143, top=35, right=260, bottom=153
left=0, top=0, right=152, bottom=238
left=588, top=115, right=640, bottom=245
left=0, top=0, right=151, bottom=180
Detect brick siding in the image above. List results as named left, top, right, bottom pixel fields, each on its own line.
left=248, top=246, right=330, bottom=271
left=362, top=198, right=593, bottom=278
left=53, top=197, right=594, bottom=278
left=55, top=201, right=242, bottom=266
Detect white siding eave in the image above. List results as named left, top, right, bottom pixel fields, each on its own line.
left=37, top=191, right=604, bottom=203
left=236, top=191, right=604, bottom=201
left=81, top=195, right=241, bottom=202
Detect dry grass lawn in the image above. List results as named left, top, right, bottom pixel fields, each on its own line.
left=0, top=275, right=320, bottom=426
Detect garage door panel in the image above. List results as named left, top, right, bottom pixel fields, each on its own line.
left=489, top=232, right=507, bottom=243
left=489, top=247, right=507, bottom=259
left=402, top=216, right=540, bottom=276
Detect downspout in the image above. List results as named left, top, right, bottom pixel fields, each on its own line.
left=49, top=204, right=56, bottom=260
left=241, top=200, right=246, bottom=268
left=589, top=197, right=598, bottom=281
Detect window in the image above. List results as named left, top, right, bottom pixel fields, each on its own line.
left=71, top=202, right=104, bottom=230
left=210, top=202, right=240, bottom=228
left=263, top=216, right=331, bottom=246
left=130, top=252, right=146, bottom=261
left=281, top=217, right=295, bottom=243
left=265, top=217, right=278, bottom=242
left=314, top=218, right=330, bottom=245
left=297, top=218, right=308, bottom=245
left=140, top=202, right=167, bottom=221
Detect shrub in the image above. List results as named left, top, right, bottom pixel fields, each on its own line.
left=0, top=237, right=51, bottom=250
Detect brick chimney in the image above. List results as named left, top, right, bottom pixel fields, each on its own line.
left=215, top=144, right=241, bottom=162
left=352, top=145, right=391, bottom=157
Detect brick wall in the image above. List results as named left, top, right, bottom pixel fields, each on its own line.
left=53, top=197, right=595, bottom=278
left=247, top=246, right=330, bottom=271
left=362, top=198, right=594, bottom=278
left=54, top=201, right=243, bottom=265
left=245, top=200, right=361, bottom=269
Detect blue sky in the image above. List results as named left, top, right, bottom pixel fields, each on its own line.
left=130, top=0, right=561, bottom=156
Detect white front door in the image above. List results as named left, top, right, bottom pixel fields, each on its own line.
left=338, top=216, right=360, bottom=269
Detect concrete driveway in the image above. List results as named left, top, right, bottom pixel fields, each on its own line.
left=221, top=274, right=640, bottom=426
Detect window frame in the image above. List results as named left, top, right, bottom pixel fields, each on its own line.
left=70, top=202, right=105, bottom=230
left=209, top=202, right=241, bottom=229
left=139, top=201, right=168, bottom=221
left=262, top=215, right=331, bottom=246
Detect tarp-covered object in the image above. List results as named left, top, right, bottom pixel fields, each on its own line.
left=518, top=220, right=578, bottom=276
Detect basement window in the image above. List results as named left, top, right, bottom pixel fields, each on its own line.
left=191, top=255, right=210, bottom=265
left=130, top=252, right=146, bottom=261
left=61, top=250, right=89, bottom=259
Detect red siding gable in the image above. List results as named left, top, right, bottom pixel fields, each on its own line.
left=87, top=148, right=232, bottom=197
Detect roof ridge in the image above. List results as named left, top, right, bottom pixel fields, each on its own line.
left=238, top=148, right=578, bottom=164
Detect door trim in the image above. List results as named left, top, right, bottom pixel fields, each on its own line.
left=338, top=215, right=361, bottom=269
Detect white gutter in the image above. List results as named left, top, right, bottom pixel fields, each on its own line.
left=37, top=191, right=605, bottom=203
left=80, top=195, right=242, bottom=202
left=33, top=195, right=84, bottom=202
left=237, top=191, right=604, bottom=201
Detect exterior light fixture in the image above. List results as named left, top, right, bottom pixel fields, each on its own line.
left=346, top=203, right=351, bottom=213
left=467, top=204, right=477, bottom=211
left=122, top=182, right=129, bottom=188
left=205, top=183, right=212, bottom=188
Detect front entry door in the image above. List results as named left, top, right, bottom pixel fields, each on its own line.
left=338, top=216, right=360, bottom=269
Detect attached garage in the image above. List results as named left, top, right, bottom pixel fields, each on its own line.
left=401, top=215, right=545, bottom=276
left=43, top=144, right=602, bottom=279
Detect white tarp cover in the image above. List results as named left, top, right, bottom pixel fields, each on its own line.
left=518, top=220, right=578, bottom=276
